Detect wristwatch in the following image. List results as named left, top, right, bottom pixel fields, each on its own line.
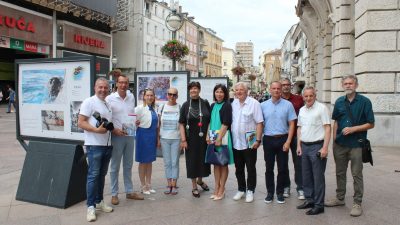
left=256, top=140, right=261, bottom=143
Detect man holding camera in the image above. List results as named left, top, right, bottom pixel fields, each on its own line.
left=78, top=78, right=114, bottom=222
left=296, top=87, right=331, bottom=215
left=106, top=74, right=144, bottom=205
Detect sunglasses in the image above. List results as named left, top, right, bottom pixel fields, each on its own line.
left=168, top=93, right=178, bottom=97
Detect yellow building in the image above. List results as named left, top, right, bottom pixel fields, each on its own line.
left=263, top=49, right=281, bottom=85
left=200, top=28, right=223, bottom=77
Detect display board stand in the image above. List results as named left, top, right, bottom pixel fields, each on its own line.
left=16, top=141, right=87, bottom=208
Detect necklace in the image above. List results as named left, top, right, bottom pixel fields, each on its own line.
left=186, top=98, right=203, bottom=137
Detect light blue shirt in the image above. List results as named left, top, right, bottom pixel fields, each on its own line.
left=261, top=98, right=297, bottom=135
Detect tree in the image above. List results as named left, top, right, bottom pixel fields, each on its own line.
left=248, top=74, right=257, bottom=92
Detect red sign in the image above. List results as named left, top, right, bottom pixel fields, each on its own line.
left=24, top=41, right=38, bottom=52
left=74, top=34, right=105, bottom=49
left=0, top=15, right=35, bottom=33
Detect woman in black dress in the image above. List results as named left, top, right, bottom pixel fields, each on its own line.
left=179, top=81, right=211, bottom=197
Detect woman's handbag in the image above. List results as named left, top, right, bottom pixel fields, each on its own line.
left=205, top=144, right=229, bottom=166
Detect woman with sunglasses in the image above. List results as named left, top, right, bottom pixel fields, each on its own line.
left=135, top=89, right=159, bottom=195
left=179, top=82, right=211, bottom=198
left=206, top=84, right=234, bottom=201
left=158, top=88, right=181, bottom=195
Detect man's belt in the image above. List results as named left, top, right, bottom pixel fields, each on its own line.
left=265, top=134, right=288, bottom=138
left=301, top=140, right=324, bottom=146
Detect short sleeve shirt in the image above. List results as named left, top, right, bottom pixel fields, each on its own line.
left=261, top=98, right=297, bottom=135
left=159, top=103, right=181, bottom=139
left=298, top=101, right=331, bottom=142
left=80, top=95, right=112, bottom=146
left=332, top=93, right=374, bottom=147
left=231, top=97, right=264, bottom=150
left=106, top=91, right=135, bottom=129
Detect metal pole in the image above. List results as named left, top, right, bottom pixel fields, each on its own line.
left=172, top=30, right=176, bottom=71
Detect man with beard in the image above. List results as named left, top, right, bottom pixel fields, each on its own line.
left=325, top=75, right=374, bottom=217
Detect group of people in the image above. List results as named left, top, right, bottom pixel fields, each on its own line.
left=78, top=74, right=374, bottom=222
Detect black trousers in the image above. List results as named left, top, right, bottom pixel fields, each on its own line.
left=263, top=135, right=289, bottom=195
left=233, top=148, right=257, bottom=192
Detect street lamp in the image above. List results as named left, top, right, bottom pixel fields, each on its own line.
left=165, top=9, right=183, bottom=71
left=111, top=54, right=118, bottom=69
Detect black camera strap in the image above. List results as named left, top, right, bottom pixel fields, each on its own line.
left=344, top=99, right=364, bottom=144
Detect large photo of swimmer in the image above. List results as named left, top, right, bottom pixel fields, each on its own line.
left=21, top=69, right=66, bottom=104
left=41, top=110, right=65, bottom=131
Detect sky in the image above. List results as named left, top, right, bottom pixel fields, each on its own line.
left=177, top=0, right=299, bottom=66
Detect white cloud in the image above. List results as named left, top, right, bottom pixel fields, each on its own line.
left=178, top=0, right=299, bottom=64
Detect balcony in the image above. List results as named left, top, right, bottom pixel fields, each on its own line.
left=199, top=51, right=208, bottom=58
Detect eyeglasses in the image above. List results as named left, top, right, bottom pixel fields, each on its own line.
left=168, top=93, right=177, bottom=97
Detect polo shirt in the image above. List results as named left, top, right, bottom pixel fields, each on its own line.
left=106, top=90, right=135, bottom=129
left=332, top=93, right=374, bottom=148
left=231, top=97, right=264, bottom=150
left=261, top=98, right=297, bottom=136
left=80, top=95, right=112, bottom=146
left=298, top=101, right=331, bottom=142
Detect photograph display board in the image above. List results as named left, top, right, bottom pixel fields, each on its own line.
left=17, top=57, right=93, bottom=142
left=134, top=71, right=189, bottom=106
left=190, top=77, right=229, bottom=104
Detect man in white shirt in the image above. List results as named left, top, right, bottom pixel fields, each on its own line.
left=106, top=75, right=144, bottom=205
left=78, top=78, right=114, bottom=222
left=231, top=82, right=264, bottom=203
left=296, top=87, right=331, bottom=215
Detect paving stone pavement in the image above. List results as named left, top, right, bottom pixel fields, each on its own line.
left=0, top=105, right=399, bottom=225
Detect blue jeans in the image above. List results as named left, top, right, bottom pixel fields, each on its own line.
left=86, top=145, right=112, bottom=207
left=110, top=135, right=134, bottom=196
left=7, top=100, right=16, bottom=113
left=160, top=138, right=180, bottom=179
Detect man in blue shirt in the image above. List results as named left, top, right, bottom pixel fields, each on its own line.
left=325, top=75, right=374, bottom=217
left=261, top=81, right=297, bottom=204
left=6, top=86, right=16, bottom=113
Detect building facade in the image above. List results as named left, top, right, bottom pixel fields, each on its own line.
left=263, top=49, right=282, bottom=86
left=0, top=0, right=116, bottom=98
left=235, top=41, right=254, bottom=71
left=202, top=28, right=223, bottom=77
left=296, top=0, right=400, bottom=147
left=222, top=47, right=236, bottom=85
left=181, top=17, right=198, bottom=77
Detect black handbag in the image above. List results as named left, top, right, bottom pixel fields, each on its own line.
left=205, top=144, right=229, bottom=166
left=345, top=102, right=373, bottom=166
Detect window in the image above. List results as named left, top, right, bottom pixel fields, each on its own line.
left=155, top=63, right=157, bottom=71
left=162, top=10, right=165, bottom=18
left=146, top=42, right=149, bottom=54
left=162, top=64, right=165, bottom=71
left=154, top=44, right=157, bottom=56
left=162, top=29, right=165, bottom=40
left=223, top=61, right=227, bottom=66
left=154, top=25, right=157, bottom=37
left=147, top=62, right=150, bottom=71
left=146, top=22, right=150, bottom=34
left=155, top=5, right=158, bottom=17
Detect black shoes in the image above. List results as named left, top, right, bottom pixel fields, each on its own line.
left=264, top=193, right=274, bottom=203
left=297, top=201, right=314, bottom=209
left=306, top=207, right=324, bottom=215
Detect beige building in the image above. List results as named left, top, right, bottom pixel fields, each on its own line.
left=201, top=28, right=223, bottom=77
left=222, top=47, right=236, bottom=83
left=235, top=42, right=254, bottom=70
left=263, top=49, right=282, bottom=86
left=296, top=0, right=400, bottom=147
left=181, top=17, right=198, bottom=77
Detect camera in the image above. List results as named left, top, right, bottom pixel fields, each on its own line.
left=93, top=112, right=114, bottom=131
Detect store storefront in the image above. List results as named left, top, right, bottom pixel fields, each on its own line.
left=0, top=2, right=52, bottom=101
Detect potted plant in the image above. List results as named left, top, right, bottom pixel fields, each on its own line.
left=161, top=39, right=189, bottom=61
left=231, top=66, right=246, bottom=82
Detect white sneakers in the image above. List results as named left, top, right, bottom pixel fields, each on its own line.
left=298, top=190, right=305, bottom=200
left=283, top=187, right=290, bottom=198
left=232, top=191, right=254, bottom=202
left=95, top=200, right=113, bottom=213
left=245, top=190, right=254, bottom=203
left=87, top=206, right=96, bottom=222
left=87, top=200, right=113, bottom=222
left=232, top=191, right=245, bottom=201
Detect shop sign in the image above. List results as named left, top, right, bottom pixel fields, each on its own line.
left=0, top=15, right=35, bottom=33
left=73, top=34, right=105, bottom=49
left=37, top=44, right=50, bottom=54
left=10, top=38, right=24, bottom=50
left=24, top=41, right=38, bottom=52
left=0, top=36, right=10, bottom=48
